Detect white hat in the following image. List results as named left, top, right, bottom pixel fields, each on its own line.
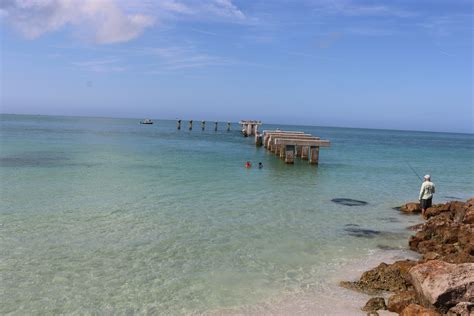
left=424, top=174, right=431, bottom=180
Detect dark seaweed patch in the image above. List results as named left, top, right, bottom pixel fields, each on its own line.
left=444, top=196, right=462, bottom=200
left=332, top=198, right=368, bottom=206
left=344, top=227, right=381, bottom=238
left=0, top=156, right=67, bottom=167
left=377, top=217, right=400, bottom=223
left=377, top=245, right=401, bottom=250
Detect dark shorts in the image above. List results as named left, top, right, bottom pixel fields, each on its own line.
left=421, top=198, right=432, bottom=210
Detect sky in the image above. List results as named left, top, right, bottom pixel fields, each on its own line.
left=0, top=0, right=472, bottom=133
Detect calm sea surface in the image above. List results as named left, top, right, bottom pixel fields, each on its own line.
left=1, top=114, right=473, bottom=314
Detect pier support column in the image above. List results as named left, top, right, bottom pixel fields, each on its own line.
left=301, top=146, right=309, bottom=160
left=214, top=122, right=218, bottom=131
left=201, top=121, right=205, bottom=130
left=255, top=134, right=263, bottom=146
left=177, top=120, right=182, bottom=130
left=309, top=146, right=320, bottom=164
left=295, top=146, right=302, bottom=157
left=227, top=122, right=231, bottom=131
left=246, top=124, right=253, bottom=136
left=189, top=120, right=193, bottom=130
left=285, top=145, right=295, bottom=164
left=279, top=145, right=285, bottom=159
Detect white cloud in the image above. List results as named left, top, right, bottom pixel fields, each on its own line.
left=0, top=0, right=155, bottom=44
left=71, top=57, right=125, bottom=72
left=309, top=0, right=415, bottom=18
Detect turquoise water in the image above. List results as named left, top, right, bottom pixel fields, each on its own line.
left=1, top=114, right=473, bottom=314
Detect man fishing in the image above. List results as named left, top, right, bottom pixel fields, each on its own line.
left=419, top=175, right=435, bottom=217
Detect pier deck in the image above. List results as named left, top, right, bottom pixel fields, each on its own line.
left=257, top=130, right=331, bottom=164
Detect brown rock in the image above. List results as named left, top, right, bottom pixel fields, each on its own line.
left=362, top=297, right=387, bottom=312
left=447, top=302, right=474, bottom=316
left=467, top=198, right=474, bottom=207
left=340, top=260, right=416, bottom=294
left=400, top=304, right=441, bottom=316
left=425, top=203, right=451, bottom=219
left=400, top=202, right=421, bottom=214
left=387, top=290, right=419, bottom=313
left=463, top=207, right=474, bottom=224
left=409, top=260, right=474, bottom=313
left=407, top=223, right=424, bottom=231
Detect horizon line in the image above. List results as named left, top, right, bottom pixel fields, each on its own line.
left=1, top=112, right=473, bottom=136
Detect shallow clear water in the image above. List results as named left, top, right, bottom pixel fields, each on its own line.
left=1, top=114, right=473, bottom=314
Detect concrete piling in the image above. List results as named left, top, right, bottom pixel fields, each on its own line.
left=214, top=122, right=218, bottom=131
left=227, top=122, right=231, bottom=131
left=285, top=145, right=295, bottom=164
left=201, top=121, right=205, bottom=130
left=301, top=146, right=309, bottom=160
left=189, top=120, right=193, bottom=130
left=177, top=119, right=182, bottom=130
left=309, top=146, right=320, bottom=164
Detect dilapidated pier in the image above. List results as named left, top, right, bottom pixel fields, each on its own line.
left=239, top=120, right=262, bottom=137
left=176, top=120, right=231, bottom=131
left=257, top=130, right=330, bottom=164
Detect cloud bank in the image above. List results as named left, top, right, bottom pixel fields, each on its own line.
left=0, top=0, right=155, bottom=44
left=0, top=0, right=248, bottom=44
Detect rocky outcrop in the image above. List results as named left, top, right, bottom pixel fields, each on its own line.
left=339, top=260, right=416, bottom=294
left=342, top=198, right=474, bottom=315
left=408, top=200, right=474, bottom=264
left=387, top=290, right=419, bottom=314
left=362, top=297, right=387, bottom=312
left=447, top=302, right=474, bottom=316
left=409, top=260, right=474, bottom=313
left=399, top=202, right=421, bottom=214
left=399, top=304, right=441, bottom=316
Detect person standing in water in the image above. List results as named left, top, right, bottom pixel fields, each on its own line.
left=419, top=175, right=435, bottom=217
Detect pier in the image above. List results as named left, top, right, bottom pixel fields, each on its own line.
left=258, top=130, right=330, bottom=164
left=176, top=120, right=230, bottom=131
left=239, top=120, right=262, bottom=137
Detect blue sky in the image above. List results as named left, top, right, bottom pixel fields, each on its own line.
left=1, top=0, right=472, bottom=133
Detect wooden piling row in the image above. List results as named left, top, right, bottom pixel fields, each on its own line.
left=176, top=120, right=231, bottom=131
left=257, top=130, right=330, bottom=164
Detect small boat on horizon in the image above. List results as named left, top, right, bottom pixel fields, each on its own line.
left=140, top=119, right=154, bottom=124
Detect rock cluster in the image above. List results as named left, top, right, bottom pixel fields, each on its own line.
left=340, top=198, right=474, bottom=316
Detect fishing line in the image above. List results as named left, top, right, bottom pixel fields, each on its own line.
left=406, top=161, right=422, bottom=181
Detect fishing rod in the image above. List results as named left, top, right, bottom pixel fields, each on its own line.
left=406, top=162, right=423, bottom=181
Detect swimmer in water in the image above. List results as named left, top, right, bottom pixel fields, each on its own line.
left=258, top=162, right=263, bottom=169
left=245, top=161, right=252, bottom=168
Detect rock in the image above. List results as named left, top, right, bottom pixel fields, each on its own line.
left=377, top=311, right=398, bottom=316
left=447, top=302, right=474, bottom=316
left=467, top=198, right=474, bottom=207
left=400, top=304, right=441, bottom=316
left=387, top=290, right=419, bottom=314
left=362, top=297, right=387, bottom=312
left=340, top=260, right=416, bottom=294
left=407, top=223, right=424, bottom=231
left=463, top=207, right=474, bottom=224
left=408, top=203, right=474, bottom=264
left=425, top=203, right=451, bottom=219
left=422, top=252, right=441, bottom=261
left=409, top=260, right=474, bottom=313
left=400, top=202, right=421, bottom=214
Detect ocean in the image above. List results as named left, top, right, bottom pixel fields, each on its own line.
left=1, top=114, right=473, bottom=314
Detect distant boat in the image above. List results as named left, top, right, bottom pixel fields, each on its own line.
left=140, top=119, right=153, bottom=124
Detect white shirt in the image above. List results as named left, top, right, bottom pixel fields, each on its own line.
left=419, top=181, right=435, bottom=200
